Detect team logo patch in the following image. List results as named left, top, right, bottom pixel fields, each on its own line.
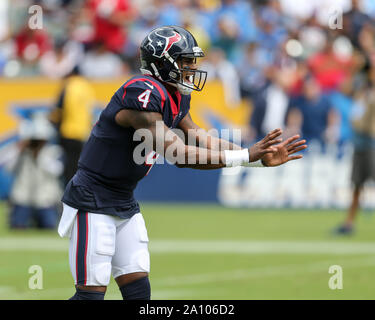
left=147, top=29, right=182, bottom=59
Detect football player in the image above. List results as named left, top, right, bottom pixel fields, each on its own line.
left=58, top=26, right=307, bottom=300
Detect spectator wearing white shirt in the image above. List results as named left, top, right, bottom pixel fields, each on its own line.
left=40, top=38, right=84, bottom=79
left=80, top=41, right=127, bottom=79
left=200, top=47, right=241, bottom=106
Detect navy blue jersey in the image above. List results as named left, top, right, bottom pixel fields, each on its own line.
left=62, top=75, right=191, bottom=218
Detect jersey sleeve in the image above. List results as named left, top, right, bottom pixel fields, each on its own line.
left=121, top=80, right=164, bottom=113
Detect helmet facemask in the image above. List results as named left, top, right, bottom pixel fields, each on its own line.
left=141, top=48, right=207, bottom=95
left=167, top=54, right=207, bottom=95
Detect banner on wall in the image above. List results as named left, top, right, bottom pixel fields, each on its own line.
left=0, top=78, right=249, bottom=143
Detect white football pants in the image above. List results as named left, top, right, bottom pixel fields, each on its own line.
left=58, top=203, right=150, bottom=286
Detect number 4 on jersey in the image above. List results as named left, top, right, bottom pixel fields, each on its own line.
left=138, top=89, right=152, bottom=109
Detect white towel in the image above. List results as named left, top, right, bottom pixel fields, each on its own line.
left=57, top=203, right=78, bottom=238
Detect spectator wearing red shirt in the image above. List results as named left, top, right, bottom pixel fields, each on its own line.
left=86, top=0, right=136, bottom=54
left=308, top=36, right=353, bottom=92
left=14, top=26, right=52, bottom=63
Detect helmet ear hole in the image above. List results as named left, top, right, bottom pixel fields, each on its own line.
left=169, top=70, right=179, bottom=80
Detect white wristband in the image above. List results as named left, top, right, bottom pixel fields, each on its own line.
left=224, top=149, right=249, bottom=167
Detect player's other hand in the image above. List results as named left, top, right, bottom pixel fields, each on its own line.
left=248, top=128, right=283, bottom=162
left=261, top=134, right=307, bottom=167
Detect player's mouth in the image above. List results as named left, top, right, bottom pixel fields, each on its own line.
left=183, top=74, right=194, bottom=87
left=179, top=66, right=207, bottom=92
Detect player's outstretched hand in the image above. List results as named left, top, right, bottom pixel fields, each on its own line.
left=248, top=128, right=283, bottom=162
left=261, top=134, right=307, bottom=167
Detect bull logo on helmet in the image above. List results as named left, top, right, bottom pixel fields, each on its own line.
left=147, top=28, right=182, bottom=59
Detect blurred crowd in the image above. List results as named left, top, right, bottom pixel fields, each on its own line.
left=0, top=0, right=374, bottom=146
left=0, top=0, right=375, bottom=228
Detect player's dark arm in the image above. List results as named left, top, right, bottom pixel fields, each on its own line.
left=179, top=111, right=308, bottom=166
left=178, top=112, right=307, bottom=165
left=116, top=108, right=302, bottom=169
left=178, top=112, right=243, bottom=151
left=115, top=109, right=228, bottom=169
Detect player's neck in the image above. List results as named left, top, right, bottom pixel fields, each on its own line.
left=164, top=82, right=178, bottom=96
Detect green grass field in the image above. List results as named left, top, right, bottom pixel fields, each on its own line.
left=0, top=202, right=374, bottom=300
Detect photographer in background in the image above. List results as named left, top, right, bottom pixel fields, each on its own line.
left=6, top=113, right=63, bottom=229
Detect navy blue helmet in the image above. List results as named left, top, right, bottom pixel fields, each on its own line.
left=140, top=26, right=207, bottom=95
